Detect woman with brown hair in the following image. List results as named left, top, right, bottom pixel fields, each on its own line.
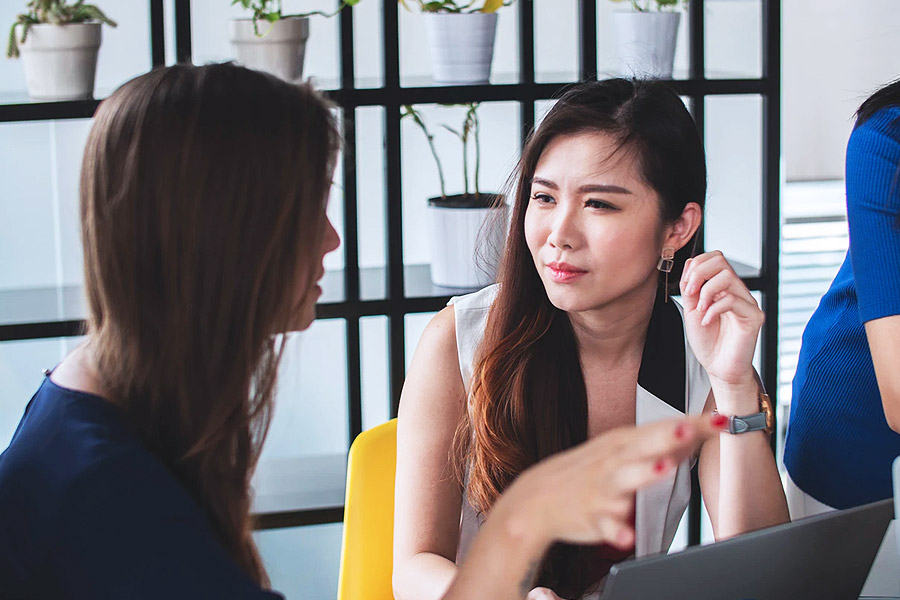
left=0, top=63, right=340, bottom=599
left=394, top=79, right=790, bottom=600
left=0, top=64, right=722, bottom=599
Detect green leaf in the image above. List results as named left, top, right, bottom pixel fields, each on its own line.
left=423, top=1, right=450, bottom=11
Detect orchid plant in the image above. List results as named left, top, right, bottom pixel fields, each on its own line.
left=402, top=103, right=484, bottom=200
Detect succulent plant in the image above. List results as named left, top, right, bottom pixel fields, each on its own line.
left=7, top=0, right=117, bottom=59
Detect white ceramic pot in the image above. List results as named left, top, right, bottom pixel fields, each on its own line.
left=427, top=195, right=508, bottom=289
left=18, top=23, right=102, bottom=100
left=613, top=11, right=681, bottom=79
left=424, top=12, right=498, bottom=85
left=229, top=17, right=310, bottom=82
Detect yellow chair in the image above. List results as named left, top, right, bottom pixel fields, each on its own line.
left=337, top=418, right=398, bottom=600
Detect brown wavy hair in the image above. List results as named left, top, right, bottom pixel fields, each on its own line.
left=80, top=63, right=340, bottom=586
left=453, top=79, right=706, bottom=598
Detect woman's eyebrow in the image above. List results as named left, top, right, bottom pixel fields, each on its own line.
left=530, top=177, right=632, bottom=195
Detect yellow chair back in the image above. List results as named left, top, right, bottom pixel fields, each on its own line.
left=337, top=419, right=398, bottom=600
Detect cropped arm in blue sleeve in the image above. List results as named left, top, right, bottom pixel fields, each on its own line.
left=846, top=106, right=900, bottom=323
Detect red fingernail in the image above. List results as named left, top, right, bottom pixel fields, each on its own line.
left=675, top=423, right=688, bottom=439
left=711, top=413, right=728, bottom=428
left=654, top=458, right=669, bottom=473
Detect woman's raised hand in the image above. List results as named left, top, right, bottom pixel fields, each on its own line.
left=679, top=251, right=763, bottom=397
left=445, top=416, right=726, bottom=600
left=497, top=414, right=727, bottom=551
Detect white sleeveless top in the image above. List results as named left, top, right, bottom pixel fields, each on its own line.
left=449, top=284, right=711, bottom=599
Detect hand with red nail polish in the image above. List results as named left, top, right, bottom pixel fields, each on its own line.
left=444, top=415, right=725, bottom=600
left=488, top=414, right=723, bottom=549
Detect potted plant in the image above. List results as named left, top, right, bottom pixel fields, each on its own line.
left=399, top=0, right=509, bottom=85
left=609, top=0, right=684, bottom=79
left=402, top=103, right=508, bottom=288
left=230, top=0, right=359, bottom=82
left=6, top=0, right=117, bottom=100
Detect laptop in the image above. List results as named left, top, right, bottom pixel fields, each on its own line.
left=599, top=498, right=894, bottom=600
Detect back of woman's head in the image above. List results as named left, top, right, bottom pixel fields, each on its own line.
left=856, top=78, right=900, bottom=127
left=80, top=63, right=340, bottom=584
left=458, top=78, right=706, bottom=598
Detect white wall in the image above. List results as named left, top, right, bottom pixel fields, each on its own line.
left=783, top=0, right=900, bottom=181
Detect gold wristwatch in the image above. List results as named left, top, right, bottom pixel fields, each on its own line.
left=721, top=392, right=774, bottom=435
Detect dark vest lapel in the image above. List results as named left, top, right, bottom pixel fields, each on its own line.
left=637, top=296, right=686, bottom=414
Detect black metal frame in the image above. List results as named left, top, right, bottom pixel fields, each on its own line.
left=0, top=0, right=781, bottom=541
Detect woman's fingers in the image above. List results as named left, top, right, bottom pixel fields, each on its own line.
left=694, top=270, right=752, bottom=312
left=699, top=292, right=763, bottom=327
left=615, top=414, right=725, bottom=463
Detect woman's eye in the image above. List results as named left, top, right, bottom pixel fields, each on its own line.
left=531, top=193, right=555, bottom=204
left=585, top=199, right=615, bottom=210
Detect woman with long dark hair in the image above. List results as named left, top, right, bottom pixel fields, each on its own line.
left=0, top=65, right=722, bottom=599
left=394, top=79, right=789, bottom=600
left=784, top=79, right=900, bottom=517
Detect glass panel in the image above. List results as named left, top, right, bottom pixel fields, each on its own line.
left=360, top=316, right=390, bottom=432
left=404, top=312, right=436, bottom=372
left=262, top=320, right=349, bottom=461
left=535, top=99, right=558, bottom=129
left=252, top=321, right=349, bottom=517
left=398, top=4, right=520, bottom=87
left=596, top=2, right=690, bottom=80
left=704, top=94, right=763, bottom=274
left=705, top=0, right=762, bottom=79
left=353, top=1, right=384, bottom=88
left=777, top=180, right=848, bottom=465
left=190, top=0, right=341, bottom=89
left=534, top=0, right=578, bottom=84
left=0, top=119, right=91, bottom=295
left=255, top=523, right=342, bottom=600
left=0, top=338, right=82, bottom=448
left=0, top=0, right=152, bottom=99
left=400, top=102, right=519, bottom=296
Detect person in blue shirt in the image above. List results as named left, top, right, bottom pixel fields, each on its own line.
left=0, top=63, right=723, bottom=599
left=784, top=79, right=900, bottom=516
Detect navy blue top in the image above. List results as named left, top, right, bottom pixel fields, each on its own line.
left=0, top=375, right=284, bottom=599
left=784, top=106, right=900, bottom=509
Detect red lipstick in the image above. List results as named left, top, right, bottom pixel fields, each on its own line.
left=546, top=261, right=587, bottom=283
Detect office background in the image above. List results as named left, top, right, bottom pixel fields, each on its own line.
left=0, top=1, right=899, bottom=597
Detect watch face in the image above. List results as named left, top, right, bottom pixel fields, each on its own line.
left=760, top=393, right=774, bottom=433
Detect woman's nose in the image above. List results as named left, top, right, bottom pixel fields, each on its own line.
left=546, top=206, right=580, bottom=251
left=323, top=216, right=341, bottom=254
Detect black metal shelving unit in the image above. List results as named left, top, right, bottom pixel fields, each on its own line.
left=0, top=0, right=781, bottom=544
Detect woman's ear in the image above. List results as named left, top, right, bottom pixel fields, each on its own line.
left=664, top=202, right=703, bottom=252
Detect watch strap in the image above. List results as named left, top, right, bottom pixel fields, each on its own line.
left=727, top=411, right=769, bottom=434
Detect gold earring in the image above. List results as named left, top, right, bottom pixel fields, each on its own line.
left=657, top=247, right=675, bottom=303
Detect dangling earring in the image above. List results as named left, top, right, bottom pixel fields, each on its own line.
left=657, top=247, right=675, bottom=303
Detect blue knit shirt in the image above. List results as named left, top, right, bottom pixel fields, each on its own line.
left=784, top=106, right=900, bottom=509
left=0, top=375, right=283, bottom=599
